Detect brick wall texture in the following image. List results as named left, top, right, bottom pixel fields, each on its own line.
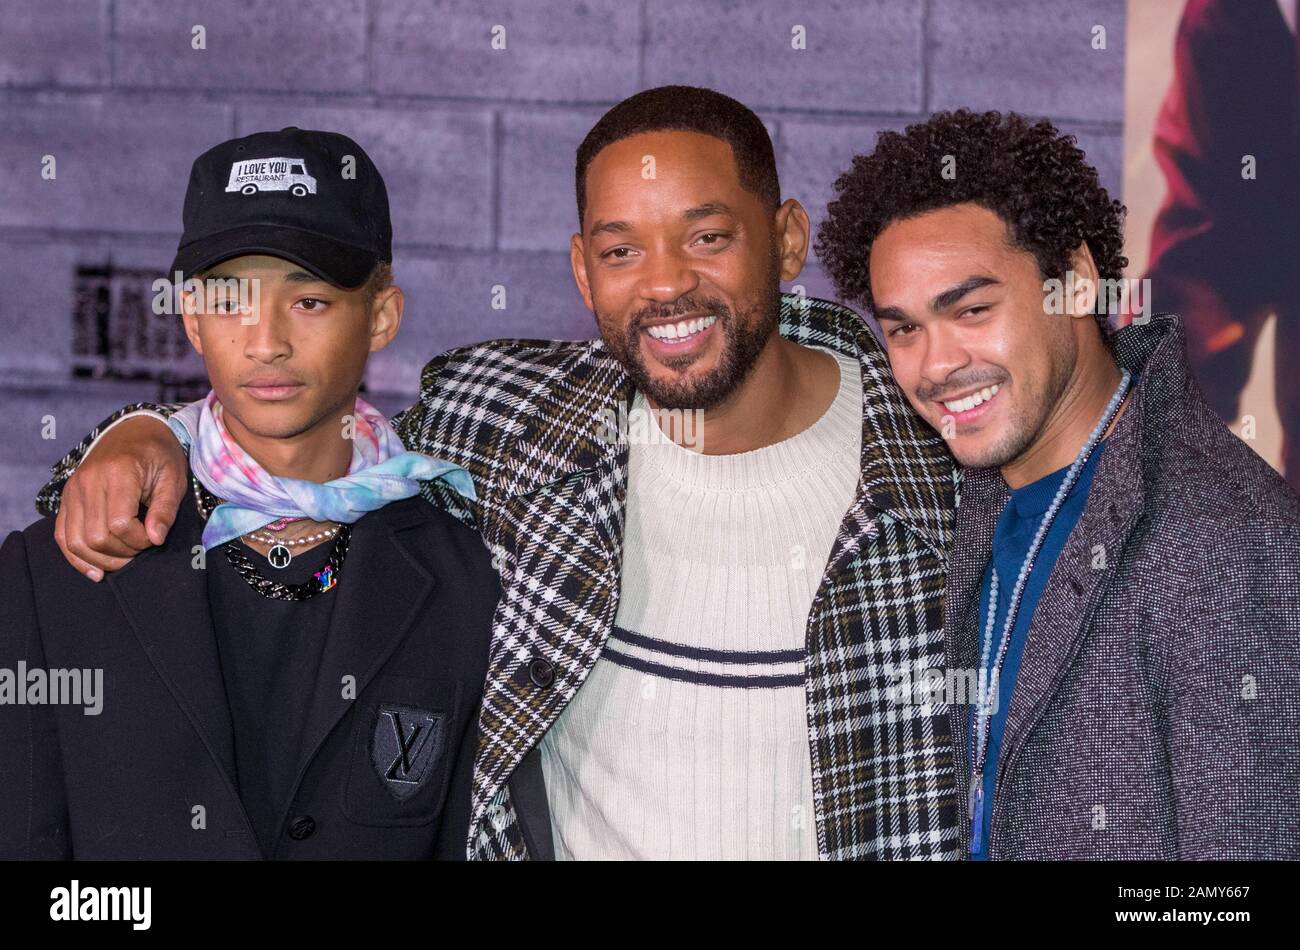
left=0, top=0, right=1126, bottom=533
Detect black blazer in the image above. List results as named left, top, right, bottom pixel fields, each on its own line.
left=0, top=490, right=503, bottom=859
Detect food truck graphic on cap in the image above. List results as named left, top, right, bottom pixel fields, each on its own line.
left=225, top=157, right=317, bottom=196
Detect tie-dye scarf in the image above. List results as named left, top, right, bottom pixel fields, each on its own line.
left=189, top=390, right=475, bottom=550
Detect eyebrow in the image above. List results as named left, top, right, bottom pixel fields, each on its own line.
left=682, top=201, right=735, bottom=221
left=587, top=219, right=630, bottom=238
left=931, top=275, right=1000, bottom=312
left=874, top=275, right=1001, bottom=322
left=586, top=202, right=737, bottom=238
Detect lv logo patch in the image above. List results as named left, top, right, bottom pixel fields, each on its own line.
left=370, top=704, right=446, bottom=801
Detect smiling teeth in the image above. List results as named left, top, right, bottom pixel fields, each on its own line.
left=646, top=314, right=717, bottom=340
left=943, top=383, right=1000, bottom=414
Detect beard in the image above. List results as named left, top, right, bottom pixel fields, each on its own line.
left=941, top=329, right=1078, bottom=470
left=595, top=257, right=782, bottom=411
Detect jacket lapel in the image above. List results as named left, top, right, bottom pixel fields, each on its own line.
left=941, top=465, right=1007, bottom=850
left=943, top=432, right=1147, bottom=855
left=784, top=297, right=956, bottom=578
left=282, top=498, right=440, bottom=809
left=464, top=336, right=638, bottom=845
left=106, top=491, right=242, bottom=804
left=470, top=386, right=630, bottom=842
left=995, top=383, right=1148, bottom=792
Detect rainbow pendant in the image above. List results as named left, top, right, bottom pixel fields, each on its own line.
left=314, top=564, right=337, bottom=593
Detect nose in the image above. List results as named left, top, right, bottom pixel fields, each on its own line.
left=919, top=322, right=971, bottom=394
left=242, top=301, right=292, bottom=364
left=636, top=244, right=699, bottom=306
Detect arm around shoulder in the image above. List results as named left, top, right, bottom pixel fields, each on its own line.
left=37, top=402, right=184, bottom=516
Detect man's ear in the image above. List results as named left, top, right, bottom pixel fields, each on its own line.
left=570, top=231, right=595, bottom=312
left=367, top=284, right=404, bottom=353
left=180, top=290, right=204, bottom=356
left=773, top=198, right=810, bottom=283
left=1068, top=241, right=1100, bottom=318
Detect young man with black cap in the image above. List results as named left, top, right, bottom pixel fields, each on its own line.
left=0, top=128, right=500, bottom=859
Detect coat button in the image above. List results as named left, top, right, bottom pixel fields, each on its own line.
left=528, top=657, right=555, bottom=688
left=288, top=815, right=316, bottom=840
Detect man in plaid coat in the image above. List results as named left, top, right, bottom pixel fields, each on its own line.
left=382, top=291, right=961, bottom=859
left=37, top=87, right=962, bottom=860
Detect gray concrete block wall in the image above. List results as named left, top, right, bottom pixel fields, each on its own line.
left=115, top=0, right=370, bottom=93
left=0, top=0, right=111, bottom=87
left=0, top=0, right=1126, bottom=534
left=374, top=0, right=643, bottom=102
left=643, top=0, right=926, bottom=113
left=929, top=0, right=1125, bottom=122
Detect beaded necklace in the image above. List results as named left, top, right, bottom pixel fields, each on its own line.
left=968, top=369, right=1131, bottom=855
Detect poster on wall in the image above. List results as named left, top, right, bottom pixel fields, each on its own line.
left=1124, top=0, right=1298, bottom=488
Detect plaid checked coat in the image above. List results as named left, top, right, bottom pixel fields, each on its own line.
left=38, top=293, right=964, bottom=860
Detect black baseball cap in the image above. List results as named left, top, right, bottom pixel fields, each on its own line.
left=170, top=127, right=392, bottom=289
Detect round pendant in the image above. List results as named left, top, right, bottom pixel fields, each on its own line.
left=267, top=544, right=293, bottom=569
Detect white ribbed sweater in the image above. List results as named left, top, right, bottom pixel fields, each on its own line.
left=538, top=347, right=863, bottom=859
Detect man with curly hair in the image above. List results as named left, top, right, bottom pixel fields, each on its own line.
left=816, top=110, right=1300, bottom=860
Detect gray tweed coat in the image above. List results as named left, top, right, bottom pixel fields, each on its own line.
left=945, top=311, right=1300, bottom=859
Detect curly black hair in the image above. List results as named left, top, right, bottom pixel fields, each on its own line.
left=814, top=110, right=1127, bottom=335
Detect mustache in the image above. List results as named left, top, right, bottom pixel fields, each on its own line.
left=915, top=373, right=1006, bottom=403
left=629, top=295, right=731, bottom=330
